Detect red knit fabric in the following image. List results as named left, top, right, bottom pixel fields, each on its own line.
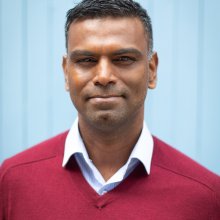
left=1, top=132, right=220, bottom=220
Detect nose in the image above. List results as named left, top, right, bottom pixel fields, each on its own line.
left=93, top=57, right=116, bottom=86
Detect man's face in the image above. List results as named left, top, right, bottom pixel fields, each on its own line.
left=63, top=17, right=158, bottom=131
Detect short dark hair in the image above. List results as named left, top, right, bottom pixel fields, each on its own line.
left=65, top=0, right=153, bottom=57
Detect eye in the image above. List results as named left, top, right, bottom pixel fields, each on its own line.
left=76, top=57, right=97, bottom=64
left=73, top=57, right=98, bottom=68
left=113, top=56, right=136, bottom=65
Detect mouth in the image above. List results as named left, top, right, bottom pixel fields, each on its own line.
left=88, top=95, right=123, bottom=99
left=86, top=95, right=125, bottom=108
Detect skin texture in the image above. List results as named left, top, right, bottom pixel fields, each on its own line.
left=63, top=17, right=158, bottom=180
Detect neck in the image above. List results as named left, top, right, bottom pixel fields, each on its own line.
left=78, top=112, right=144, bottom=181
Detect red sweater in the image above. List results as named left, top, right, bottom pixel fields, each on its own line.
left=1, top=131, right=220, bottom=220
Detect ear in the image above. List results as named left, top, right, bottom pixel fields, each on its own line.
left=62, top=55, right=69, bottom=91
left=148, top=52, right=158, bottom=89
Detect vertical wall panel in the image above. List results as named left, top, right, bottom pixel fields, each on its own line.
left=26, top=1, right=49, bottom=146
left=196, top=0, right=205, bottom=158
left=46, top=0, right=54, bottom=137
left=21, top=0, right=28, bottom=150
left=199, top=0, right=220, bottom=173
left=170, top=0, right=199, bottom=157
left=0, top=0, right=25, bottom=160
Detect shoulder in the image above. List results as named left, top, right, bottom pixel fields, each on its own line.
left=152, top=136, right=220, bottom=192
left=149, top=136, right=220, bottom=218
left=0, top=131, right=68, bottom=180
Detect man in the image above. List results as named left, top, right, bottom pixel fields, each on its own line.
left=0, top=0, right=220, bottom=219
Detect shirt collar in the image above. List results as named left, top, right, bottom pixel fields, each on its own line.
left=62, top=117, right=154, bottom=174
left=62, top=118, right=89, bottom=167
left=127, top=121, right=153, bottom=174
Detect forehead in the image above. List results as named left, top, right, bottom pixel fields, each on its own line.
left=67, top=17, right=148, bottom=53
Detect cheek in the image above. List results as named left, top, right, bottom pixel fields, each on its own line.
left=123, top=67, right=148, bottom=96
left=67, top=75, right=83, bottom=106
left=67, top=70, right=94, bottom=109
left=68, top=72, right=89, bottom=94
left=134, top=80, right=147, bottom=100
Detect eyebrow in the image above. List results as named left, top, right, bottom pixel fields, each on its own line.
left=68, top=48, right=143, bottom=59
left=112, top=48, right=142, bottom=57
left=68, top=50, right=95, bottom=59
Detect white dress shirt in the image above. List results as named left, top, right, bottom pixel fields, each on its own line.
left=62, top=118, right=154, bottom=195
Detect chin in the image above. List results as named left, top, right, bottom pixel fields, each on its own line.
left=86, top=110, right=129, bottom=131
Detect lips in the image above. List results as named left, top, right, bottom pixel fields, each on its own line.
left=86, top=94, right=124, bottom=110
left=88, top=95, right=122, bottom=99
left=88, top=95, right=123, bottom=103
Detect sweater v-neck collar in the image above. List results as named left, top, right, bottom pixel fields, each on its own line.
left=65, top=157, right=147, bottom=208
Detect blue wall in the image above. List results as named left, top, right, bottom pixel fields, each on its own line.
left=0, top=0, right=220, bottom=174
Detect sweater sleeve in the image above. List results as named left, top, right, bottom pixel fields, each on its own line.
left=215, top=177, right=220, bottom=219
left=0, top=162, right=6, bottom=220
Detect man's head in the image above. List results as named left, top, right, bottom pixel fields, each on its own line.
left=65, top=0, right=153, bottom=59
left=63, top=0, right=158, bottom=132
